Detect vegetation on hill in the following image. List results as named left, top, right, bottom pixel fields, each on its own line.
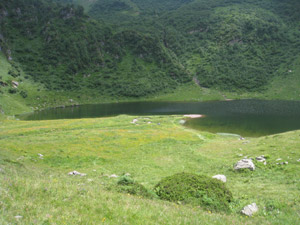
left=87, top=0, right=300, bottom=91
left=0, top=0, right=189, bottom=98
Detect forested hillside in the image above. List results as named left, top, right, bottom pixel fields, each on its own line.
left=87, top=0, right=300, bottom=90
left=0, top=0, right=300, bottom=102
left=0, top=0, right=189, bottom=98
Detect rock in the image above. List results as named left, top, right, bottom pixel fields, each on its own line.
left=68, top=171, right=86, bottom=176
left=276, top=158, right=282, bottom=161
left=124, top=173, right=130, bottom=176
left=256, top=155, right=266, bottom=162
left=276, top=162, right=288, bottom=165
left=131, top=119, right=138, bottom=124
left=212, top=174, right=226, bottom=183
left=297, top=159, right=300, bottom=162
left=179, top=120, right=185, bottom=125
left=38, top=153, right=44, bottom=159
left=109, top=174, right=118, bottom=178
left=234, top=159, right=255, bottom=171
left=12, top=81, right=19, bottom=88
left=241, top=203, right=258, bottom=216
left=15, top=215, right=23, bottom=219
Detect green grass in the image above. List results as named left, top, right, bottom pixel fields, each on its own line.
left=1, top=115, right=300, bottom=224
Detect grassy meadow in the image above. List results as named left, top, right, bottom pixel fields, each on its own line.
left=1, top=115, right=300, bottom=224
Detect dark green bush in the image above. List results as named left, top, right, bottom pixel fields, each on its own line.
left=116, top=176, right=154, bottom=198
left=20, top=90, right=27, bottom=98
left=8, top=88, right=17, bottom=94
left=154, top=173, right=233, bottom=212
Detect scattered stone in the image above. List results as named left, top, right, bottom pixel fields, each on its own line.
left=276, top=158, right=282, bottom=161
left=179, top=120, right=186, bottom=125
left=241, top=203, right=258, bottom=216
left=238, top=154, right=243, bottom=157
left=15, top=215, right=23, bottom=219
left=234, top=159, right=255, bottom=171
left=12, top=81, right=19, bottom=88
left=256, top=155, right=266, bottom=163
left=131, top=119, right=138, bottom=124
left=157, top=123, right=161, bottom=125
left=109, top=174, right=118, bottom=178
left=38, top=153, right=44, bottom=159
left=264, top=161, right=267, bottom=165
left=212, top=174, right=227, bottom=183
left=68, top=171, right=86, bottom=176
left=297, top=159, right=300, bottom=162
left=276, top=162, right=288, bottom=165
left=87, top=179, right=93, bottom=182
left=109, top=173, right=118, bottom=178
left=239, top=136, right=245, bottom=140
left=124, top=173, right=131, bottom=176
left=288, top=70, right=292, bottom=73
left=147, top=122, right=152, bottom=124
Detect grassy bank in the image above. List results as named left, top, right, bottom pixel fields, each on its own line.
left=1, top=115, right=300, bottom=224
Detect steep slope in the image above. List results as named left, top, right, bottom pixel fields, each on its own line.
left=0, top=0, right=190, bottom=98
left=86, top=0, right=300, bottom=91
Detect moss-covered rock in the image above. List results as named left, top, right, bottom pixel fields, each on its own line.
left=154, top=172, right=233, bottom=212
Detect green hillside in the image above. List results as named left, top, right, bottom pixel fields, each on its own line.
left=0, top=0, right=300, bottom=115
left=87, top=0, right=300, bottom=91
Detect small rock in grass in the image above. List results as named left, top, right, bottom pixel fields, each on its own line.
left=276, top=162, right=288, bottom=165
left=297, top=159, right=300, bottom=162
left=179, top=120, right=185, bottom=125
left=109, top=174, right=118, bottom=178
left=124, top=173, right=131, bottom=176
left=212, top=174, right=226, bottom=183
left=38, top=153, right=44, bottom=159
left=256, top=155, right=266, bottom=162
left=131, top=119, right=138, bottom=124
left=15, top=215, right=23, bottom=219
left=68, top=171, right=86, bottom=176
left=234, top=159, right=255, bottom=171
left=276, top=158, right=282, bottom=161
left=241, top=203, right=258, bottom=216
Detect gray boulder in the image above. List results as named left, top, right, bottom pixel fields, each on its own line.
left=241, top=203, right=258, bottom=216
left=234, top=159, right=255, bottom=171
left=68, top=171, right=86, bottom=176
left=212, top=174, right=226, bottom=183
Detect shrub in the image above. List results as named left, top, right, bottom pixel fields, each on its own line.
left=20, top=91, right=28, bottom=98
left=116, top=176, right=154, bottom=198
left=8, top=88, right=17, bottom=94
left=154, top=172, right=233, bottom=212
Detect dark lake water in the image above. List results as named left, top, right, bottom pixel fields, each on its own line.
left=19, top=100, right=300, bottom=137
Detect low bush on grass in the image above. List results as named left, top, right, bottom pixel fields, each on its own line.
left=116, top=176, right=154, bottom=198
left=154, top=172, right=233, bottom=212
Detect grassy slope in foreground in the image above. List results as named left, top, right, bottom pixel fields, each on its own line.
left=0, top=115, right=300, bottom=224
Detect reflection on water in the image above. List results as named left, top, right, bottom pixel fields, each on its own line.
left=19, top=100, right=300, bottom=137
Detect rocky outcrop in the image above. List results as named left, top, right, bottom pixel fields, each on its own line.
left=234, top=159, right=255, bottom=171
left=241, top=203, right=258, bottom=216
